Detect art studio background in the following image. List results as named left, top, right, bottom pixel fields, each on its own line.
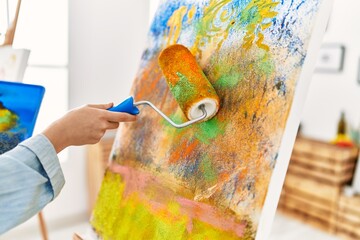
left=1, top=0, right=360, bottom=239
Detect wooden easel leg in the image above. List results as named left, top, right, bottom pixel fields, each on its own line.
left=38, top=211, right=49, bottom=240
left=73, top=233, right=84, bottom=240
left=2, top=0, right=22, bottom=46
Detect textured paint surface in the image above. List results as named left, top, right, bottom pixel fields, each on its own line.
left=0, top=104, right=18, bottom=131
left=92, top=0, right=323, bottom=239
left=0, top=82, right=44, bottom=154
left=92, top=169, right=253, bottom=240
left=158, top=44, right=220, bottom=119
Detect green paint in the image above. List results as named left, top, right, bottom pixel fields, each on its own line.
left=0, top=108, right=19, bottom=131
left=215, top=72, right=243, bottom=89
left=200, top=156, right=217, bottom=183
left=195, top=118, right=225, bottom=144
left=257, top=54, right=275, bottom=77
left=240, top=6, right=261, bottom=26
left=191, top=219, right=253, bottom=240
left=91, top=172, right=124, bottom=239
left=92, top=171, right=254, bottom=240
left=170, top=72, right=197, bottom=105
left=153, top=202, right=188, bottom=240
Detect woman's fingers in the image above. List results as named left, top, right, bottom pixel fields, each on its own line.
left=87, top=103, right=113, bottom=110
left=107, top=121, right=120, bottom=129
left=104, top=111, right=137, bottom=123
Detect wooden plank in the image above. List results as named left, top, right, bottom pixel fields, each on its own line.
left=293, top=137, right=358, bottom=161
left=280, top=194, right=334, bottom=222
left=336, top=230, right=360, bottom=240
left=337, top=214, right=360, bottom=228
left=87, top=137, right=114, bottom=213
left=283, top=174, right=340, bottom=202
left=336, top=221, right=360, bottom=237
left=336, top=195, right=360, bottom=239
left=278, top=203, right=333, bottom=233
left=338, top=196, right=360, bottom=216
left=282, top=190, right=336, bottom=211
left=338, top=210, right=360, bottom=224
left=100, top=137, right=114, bottom=165
left=287, top=164, right=353, bottom=185
left=291, top=154, right=355, bottom=174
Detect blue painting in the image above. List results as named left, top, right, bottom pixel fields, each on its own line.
left=0, top=80, right=45, bottom=153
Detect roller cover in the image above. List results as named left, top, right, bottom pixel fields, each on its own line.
left=158, top=44, right=220, bottom=121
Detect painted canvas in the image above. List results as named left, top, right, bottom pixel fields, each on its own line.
left=0, top=46, right=30, bottom=82
left=0, top=81, right=44, bottom=153
left=90, top=0, right=332, bottom=239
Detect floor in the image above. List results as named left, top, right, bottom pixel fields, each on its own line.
left=0, top=213, right=339, bottom=240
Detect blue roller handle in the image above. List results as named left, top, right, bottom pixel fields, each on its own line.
left=108, top=96, right=140, bottom=115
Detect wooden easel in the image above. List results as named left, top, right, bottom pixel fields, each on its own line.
left=38, top=212, right=49, bottom=240
left=1, top=1, right=48, bottom=240
left=1, top=0, right=21, bottom=46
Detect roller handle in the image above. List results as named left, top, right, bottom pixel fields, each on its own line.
left=108, top=96, right=140, bottom=115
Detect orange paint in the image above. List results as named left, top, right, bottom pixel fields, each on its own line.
left=134, top=57, right=163, bottom=100
left=158, top=44, right=219, bottom=118
left=169, top=139, right=199, bottom=164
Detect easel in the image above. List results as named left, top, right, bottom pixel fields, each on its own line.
left=1, top=0, right=20, bottom=46
left=1, top=1, right=49, bottom=239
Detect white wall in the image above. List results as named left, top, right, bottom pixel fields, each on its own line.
left=301, top=0, right=360, bottom=141
left=45, top=0, right=150, bottom=224
left=64, top=0, right=149, bottom=220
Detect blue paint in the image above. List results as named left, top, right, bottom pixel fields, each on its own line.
left=0, top=81, right=45, bottom=140
left=231, top=0, right=252, bottom=10
left=150, top=1, right=182, bottom=37
left=296, top=0, right=305, bottom=10
left=281, top=0, right=295, bottom=29
left=149, top=1, right=203, bottom=38
left=274, top=76, right=287, bottom=96
left=182, top=156, right=201, bottom=180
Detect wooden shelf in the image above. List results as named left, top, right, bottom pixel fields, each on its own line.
left=86, top=137, right=114, bottom=213
left=279, top=136, right=359, bottom=237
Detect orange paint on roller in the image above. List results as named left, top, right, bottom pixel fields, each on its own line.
left=109, top=45, right=220, bottom=128
left=159, top=44, right=220, bottom=121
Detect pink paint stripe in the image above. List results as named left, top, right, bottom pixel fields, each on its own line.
left=108, top=163, right=247, bottom=237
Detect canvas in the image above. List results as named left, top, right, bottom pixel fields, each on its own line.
left=0, top=80, right=44, bottom=154
left=90, top=0, right=333, bottom=239
left=0, top=46, right=30, bottom=82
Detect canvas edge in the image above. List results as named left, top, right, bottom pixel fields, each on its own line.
left=255, top=0, right=335, bottom=239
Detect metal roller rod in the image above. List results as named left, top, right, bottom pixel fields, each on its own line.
left=134, top=101, right=207, bottom=128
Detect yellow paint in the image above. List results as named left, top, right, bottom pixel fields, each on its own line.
left=0, top=108, right=18, bottom=131
left=187, top=5, right=196, bottom=24
left=165, top=0, right=278, bottom=63
left=167, top=6, right=188, bottom=46
left=241, top=0, right=279, bottom=51
left=256, top=33, right=270, bottom=51
left=191, top=0, right=233, bottom=60
left=92, top=171, right=254, bottom=240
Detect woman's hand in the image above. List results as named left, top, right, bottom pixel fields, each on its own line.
left=42, top=103, right=136, bottom=153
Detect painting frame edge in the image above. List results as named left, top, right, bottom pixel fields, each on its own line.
left=358, top=58, right=360, bottom=85
left=255, top=0, right=335, bottom=239
left=315, top=44, right=346, bottom=73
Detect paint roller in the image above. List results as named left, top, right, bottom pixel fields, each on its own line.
left=108, top=44, right=220, bottom=128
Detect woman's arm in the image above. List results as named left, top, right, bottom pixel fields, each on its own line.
left=0, top=103, right=136, bottom=233
left=0, top=134, right=61, bottom=234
